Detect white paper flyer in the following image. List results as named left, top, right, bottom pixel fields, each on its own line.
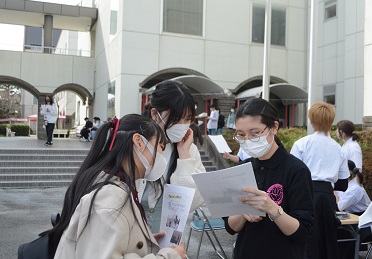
left=158, top=184, right=195, bottom=248
left=192, top=162, right=265, bottom=218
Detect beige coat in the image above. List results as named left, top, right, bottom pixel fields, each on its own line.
left=55, top=175, right=181, bottom=259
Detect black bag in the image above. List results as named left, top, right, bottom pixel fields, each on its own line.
left=18, top=213, right=60, bottom=259
left=218, top=114, right=225, bottom=128
left=18, top=234, right=49, bottom=259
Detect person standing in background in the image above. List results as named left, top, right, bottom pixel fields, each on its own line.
left=206, top=104, right=219, bottom=135
left=40, top=95, right=58, bottom=146
left=336, top=120, right=363, bottom=171
left=291, top=102, right=349, bottom=259
left=227, top=106, right=236, bottom=130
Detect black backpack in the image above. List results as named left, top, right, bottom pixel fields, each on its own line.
left=218, top=114, right=225, bottom=128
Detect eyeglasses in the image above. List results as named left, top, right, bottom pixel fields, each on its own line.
left=233, top=126, right=268, bottom=143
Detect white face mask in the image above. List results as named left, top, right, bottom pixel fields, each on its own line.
left=230, top=109, right=234, bottom=113
left=240, top=129, right=274, bottom=158
left=166, top=123, right=190, bottom=143
left=133, top=136, right=167, bottom=181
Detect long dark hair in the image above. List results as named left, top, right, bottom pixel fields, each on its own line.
left=337, top=120, right=360, bottom=141
left=45, top=95, right=54, bottom=105
left=148, top=80, right=196, bottom=183
left=236, top=98, right=281, bottom=145
left=348, top=160, right=363, bottom=185
left=47, top=114, right=166, bottom=257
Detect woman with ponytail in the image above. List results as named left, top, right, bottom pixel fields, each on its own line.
left=336, top=120, right=363, bottom=170
left=48, top=114, right=185, bottom=259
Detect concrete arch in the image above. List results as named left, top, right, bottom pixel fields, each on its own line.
left=0, top=75, right=40, bottom=97
left=140, top=67, right=209, bottom=89
left=234, top=75, right=287, bottom=95
left=53, top=83, right=93, bottom=105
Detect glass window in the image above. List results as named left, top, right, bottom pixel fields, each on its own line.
left=110, top=10, right=118, bottom=35
left=323, top=85, right=336, bottom=105
left=324, top=3, right=337, bottom=20
left=107, top=81, right=116, bottom=120
left=252, top=4, right=286, bottom=46
left=163, top=0, right=203, bottom=36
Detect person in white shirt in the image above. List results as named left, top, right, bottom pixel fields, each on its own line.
left=223, top=147, right=250, bottom=164
left=90, top=117, right=104, bottom=140
left=206, top=104, right=219, bottom=135
left=291, top=101, right=350, bottom=259
left=40, top=95, right=58, bottom=146
left=336, top=160, right=371, bottom=259
left=335, top=160, right=371, bottom=215
left=336, top=120, right=363, bottom=170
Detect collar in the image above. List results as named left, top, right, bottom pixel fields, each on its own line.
left=251, top=143, right=287, bottom=170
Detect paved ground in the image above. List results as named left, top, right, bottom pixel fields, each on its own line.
left=0, top=137, right=369, bottom=258
left=0, top=137, right=235, bottom=259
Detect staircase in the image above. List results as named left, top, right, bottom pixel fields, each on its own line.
left=199, top=149, right=217, bottom=172
left=0, top=149, right=88, bottom=188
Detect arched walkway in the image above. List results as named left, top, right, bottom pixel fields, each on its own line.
left=54, top=83, right=93, bottom=105
left=234, top=75, right=287, bottom=95
left=0, top=76, right=40, bottom=97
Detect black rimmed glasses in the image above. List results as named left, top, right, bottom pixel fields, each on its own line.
left=233, top=126, right=268, bottom=143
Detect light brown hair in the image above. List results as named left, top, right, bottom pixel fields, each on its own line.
left=308, top=102, right=335, bottom=133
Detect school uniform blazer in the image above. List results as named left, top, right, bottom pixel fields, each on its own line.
left=55, top=174, right=181, bottom=259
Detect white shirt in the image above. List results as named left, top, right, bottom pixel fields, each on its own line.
left=342, top=138, right=363, bottom=169
left=237, top=147, right=250, bottom=161
left=337, top=178, right=371, bottom=213
left=207, top=110, right=219, bottom=130
left=290, top=131, right=349, bottom=185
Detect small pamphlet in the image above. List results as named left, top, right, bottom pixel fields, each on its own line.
left=158, top=184, right=195, bottom=248
left=198, top=112, right=208, bottom=117
left=192, top=162, right=265, bottom=218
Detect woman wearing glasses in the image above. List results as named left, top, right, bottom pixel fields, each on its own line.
left=223, top=98, right=314, bottom=259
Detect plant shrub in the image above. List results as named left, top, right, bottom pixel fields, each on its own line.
left=10, top=124, right=29, bottom=136
left=0, top=124, right=8, bottom=135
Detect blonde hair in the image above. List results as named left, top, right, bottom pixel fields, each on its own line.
left=308, top=102, right=335, bottom=133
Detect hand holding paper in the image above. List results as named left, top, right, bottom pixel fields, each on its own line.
left=191, top=162, right=265, bottom=217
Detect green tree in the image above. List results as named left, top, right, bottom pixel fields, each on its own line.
left=0, top=84, right=21, bottom=119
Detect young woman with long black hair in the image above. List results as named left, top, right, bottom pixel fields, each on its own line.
left=47, top=114, right=185, bottom=259
left=138, top=80, right=205, bottom=233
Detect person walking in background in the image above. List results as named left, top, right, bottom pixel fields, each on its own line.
left=79, top=117, right=93, bottom=142
left=224, top=98, right=314, bottom=259
left=291, top=102, right=349, bottom=259
left=217, top=107, right=225, bottom=135
left=40, top=95, right=58, bottom=146
left=206, top=104, right=218, bottom=135
left=336, top=120, right=363, bottom=170
left=47, top=114, right=185, bottom=259
left=227, top=106, right=236, bottom=129
left=141, top=80, right=205, bottom=233
left=90, top=117, right=104, bottom=140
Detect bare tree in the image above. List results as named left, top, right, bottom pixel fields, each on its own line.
left=0, top=84, right=21, bottom=119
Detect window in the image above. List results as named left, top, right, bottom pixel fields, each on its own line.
left=324, top=0, right=337, bottom=20
left=163, top=0, right=203, bottom=36
left=107, top=81, right=116, bottom=120
left=110, top=0, right=118, bottom=36
left=252, top=4, right=286, bottom=46
left=323, top=85, right=336, bottom=105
